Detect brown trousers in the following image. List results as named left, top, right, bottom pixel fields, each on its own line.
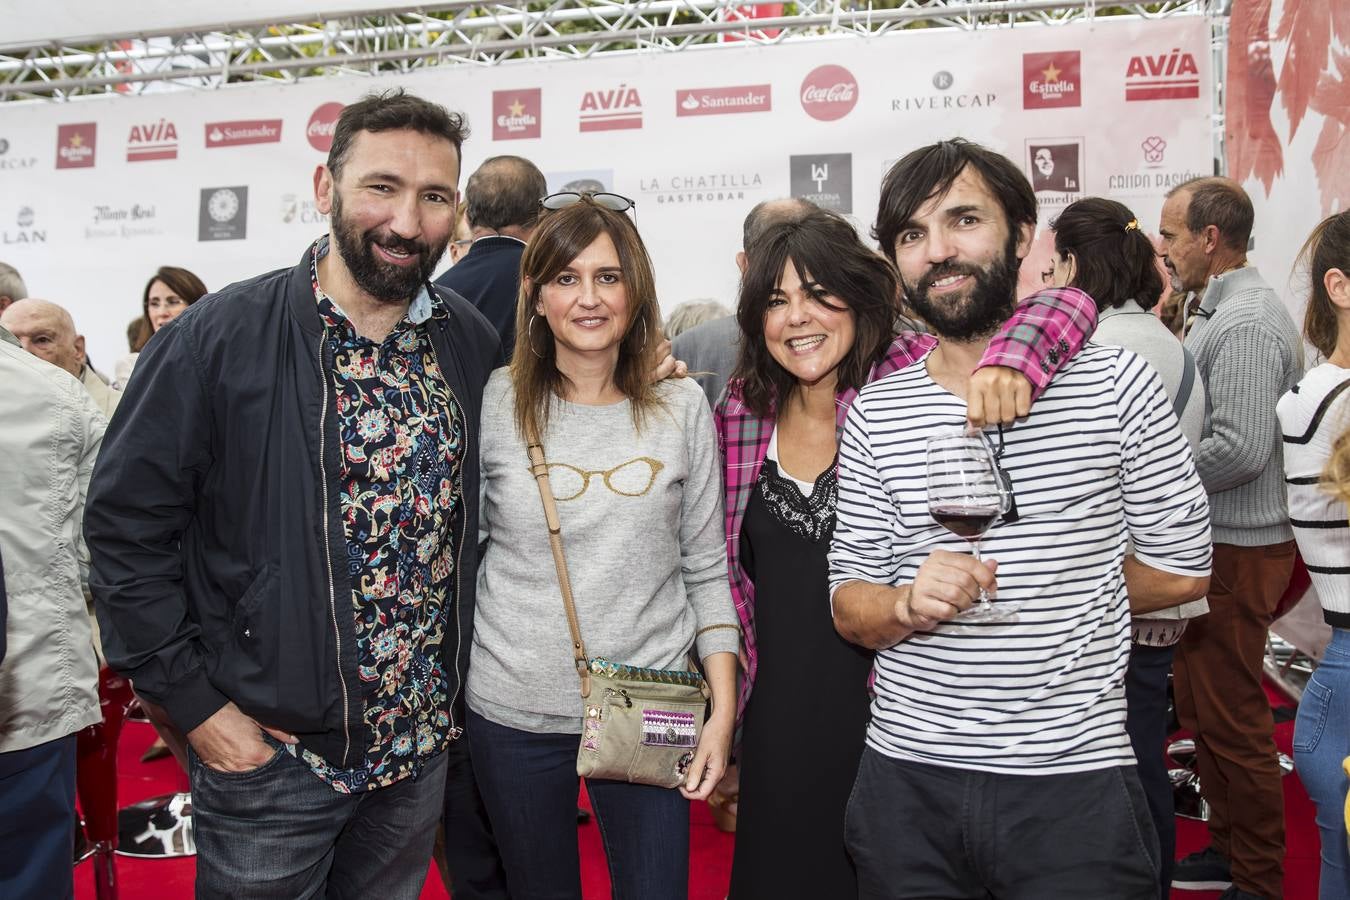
left=1173, top=540, right=1295, bottom=899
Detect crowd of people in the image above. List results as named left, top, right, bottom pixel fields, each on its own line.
left=0, top=86, right=1348, bottom=900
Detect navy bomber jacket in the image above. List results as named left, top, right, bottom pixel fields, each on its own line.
left=86, top=246, right=502, bottom=769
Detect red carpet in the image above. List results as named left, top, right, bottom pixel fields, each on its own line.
left=76, top=695, right=1314, bottom=899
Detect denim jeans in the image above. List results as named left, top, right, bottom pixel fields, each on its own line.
left=1294, top=627, right=1350, bottom=900
left=188, top=739, right=447, bottom=900
left=844, top=749, right=1159, bottom=899
left=467, top=709, right=689, bottom=900
left=442, top=726, right=509, bottom=899
left=0, top=735, right=76, bottom=900
left=1124, top=642, right=1178, bottom=899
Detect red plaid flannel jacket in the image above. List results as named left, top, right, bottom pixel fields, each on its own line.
left=713, top=287, right=1098, bottom=718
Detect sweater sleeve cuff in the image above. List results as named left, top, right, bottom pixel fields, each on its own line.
left=695, top=624, right=741, bottom=661
left=980, top=287, right=1098, bottom=397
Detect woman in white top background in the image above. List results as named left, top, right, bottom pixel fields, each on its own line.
left=1277, top=209, right=1350, bottom=900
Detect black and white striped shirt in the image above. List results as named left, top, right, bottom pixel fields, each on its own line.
left=829, top=344, right=1212, bottom=775
left=1278, top=362, right=1350, bottom=628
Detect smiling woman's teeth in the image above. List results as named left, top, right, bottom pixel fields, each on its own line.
left=788, top=336, right=825, bottom=350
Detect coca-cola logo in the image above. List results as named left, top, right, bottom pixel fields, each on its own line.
left=800, top=65, right=858, bottom=122
left=307, top=103, right=344, bottom=152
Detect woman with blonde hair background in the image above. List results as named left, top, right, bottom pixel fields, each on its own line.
left=467, top=194, right=738, bottom=900
left=1277, top=209, right=1350, bottom=899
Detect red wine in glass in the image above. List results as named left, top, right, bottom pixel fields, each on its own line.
left=925, top=429, right=1021, bottom=624
left=929, top=504, right=999, bottom=539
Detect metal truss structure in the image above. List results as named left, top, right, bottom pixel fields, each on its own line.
left=1, top=0, right=1219, bottom=101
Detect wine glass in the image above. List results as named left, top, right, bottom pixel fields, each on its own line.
left=925, top=428, right=1020, bottom=624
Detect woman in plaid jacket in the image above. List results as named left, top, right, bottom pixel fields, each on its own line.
left=715, top=207, right=1097, bottom=897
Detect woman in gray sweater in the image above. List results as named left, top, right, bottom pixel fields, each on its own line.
left=1047, top=196, right=1209, bottom=900
left=467, top=194, right=739, bottom=900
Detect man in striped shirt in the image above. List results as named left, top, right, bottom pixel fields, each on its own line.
left=829, top=140, right=1213, bottom=898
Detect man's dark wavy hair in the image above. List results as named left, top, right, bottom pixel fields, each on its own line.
left=732, top=208, right=899, bottom=417
left=326, top=88, right=468, bottom=181
left=873, top=138, right=1037, bottom=263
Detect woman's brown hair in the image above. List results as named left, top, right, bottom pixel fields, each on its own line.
left=732, top=208, right=899, bottom=417
left=1300, top=210, right=1350, bottom=359
left=510, top=198, right=662, bottom=440
left=136, top=266, right=208, bottom=350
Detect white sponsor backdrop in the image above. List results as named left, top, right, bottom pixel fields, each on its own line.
left=0, top=16, right=1212, bottom=372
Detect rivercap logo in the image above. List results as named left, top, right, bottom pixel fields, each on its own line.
left=579, top=84, right=643, bottom=132
left=1023, top=52, right=1081, bottom=109
left=933, top=71, right=955, bottom=90
left=205, top=119, right=283, bottom=149
left=56, top=123, right=97, bottom=169
left=493, top=90, right=541, bottom=141
left=789, top=154, right=852, bottom=213
left=1125, top=49, right=1200, bottom=101
left=199, top=186, right=248, bottom=241
left=1142, top=135, right=1167, bottom=165
left=676, top=84, right=772, bottom=117
left=18, top=207, right=34, bottom=228
left=799, top=65, right=858, bottom=122
left=307, top=103, right=344, bottom=152
left=127, top=119, right=179, bottom=162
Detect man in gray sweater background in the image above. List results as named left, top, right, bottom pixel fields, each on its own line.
left=1162, top=177, right=1302, bottom=900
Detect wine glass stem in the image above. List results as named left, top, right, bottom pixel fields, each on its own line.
left=971, top=539, right=990, bottom=608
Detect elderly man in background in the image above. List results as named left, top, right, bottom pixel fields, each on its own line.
left=0, top=262, right=25, bottom=313
left=1162, top=176, right=1303, bottom=900
left=1, top=298, right=120, bottom=419
left=0, top=322, right=104, bottom=899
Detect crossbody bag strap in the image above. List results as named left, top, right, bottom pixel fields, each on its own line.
left=524, top=425, right=593, bottom=699
left=1173, top=345, right=1197, bottom=420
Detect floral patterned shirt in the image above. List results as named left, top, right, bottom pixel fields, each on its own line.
left=301, top=238, right=463, bottom=792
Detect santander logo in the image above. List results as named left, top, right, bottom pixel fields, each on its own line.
left=306, top=103, right=344, bottom=152
left=800, top=65, right=858, bottom=121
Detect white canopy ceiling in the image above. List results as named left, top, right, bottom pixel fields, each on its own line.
left=3, top=1, right=431, bottom=49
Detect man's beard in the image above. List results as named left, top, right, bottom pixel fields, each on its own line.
left=903, top=233, right=1022, bottom=342
left=330, top=191, right=448, bottom=304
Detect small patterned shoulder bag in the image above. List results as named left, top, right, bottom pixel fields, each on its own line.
left=525, top=429, right=711, bottom=789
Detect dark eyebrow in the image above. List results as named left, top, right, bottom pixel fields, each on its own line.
left=945, top=204, right=981, bottom=219
left=360, top=171, right=455, bottom=195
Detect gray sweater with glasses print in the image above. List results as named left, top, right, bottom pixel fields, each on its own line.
left=468, top=370, right=739, bottom=734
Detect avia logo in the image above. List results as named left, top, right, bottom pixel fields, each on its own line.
left=307, top=103, right=344, bottom=152
left=1125, top=49, right=1200, bottom=101
left=127, top=119, right=179, bottom=162
left=493, top=90, right=542, bottom=141
left=579, top=85, right=643, bottom=132
left=799, top=65, right=858, bottom=122
left=1023, top=52, right=1081, bottom=109
left=675, top=85, right=772, bottom=117
left=56, top=123, right=97, bottom=169
left=205, top=119, right=283, bottom=148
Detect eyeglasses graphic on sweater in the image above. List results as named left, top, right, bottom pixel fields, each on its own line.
left=541, top=457, right=665, bottom=501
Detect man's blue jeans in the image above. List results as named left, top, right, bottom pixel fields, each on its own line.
left=188, top=739, right=447, bottom=900
left=468, top=709, right=690, bottom=900
left=1295, top=626, right=1350, bottom=900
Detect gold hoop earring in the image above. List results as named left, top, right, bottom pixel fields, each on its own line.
left=528, top=315, right=546, bottom=359
left=636, top=318, right=648, bottom=351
